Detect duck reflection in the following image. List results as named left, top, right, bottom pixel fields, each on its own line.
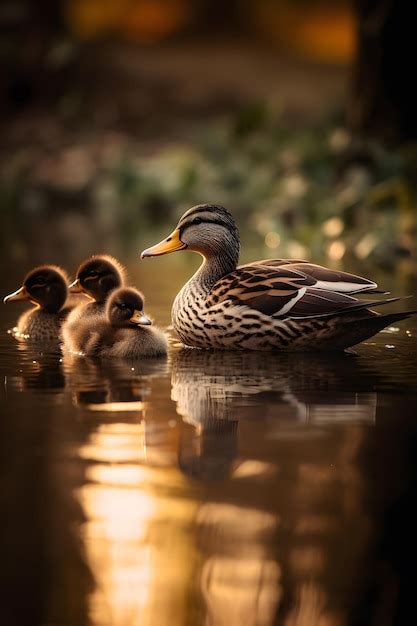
left=5, top=342, right=66, bottom=393
left=171, top=348, right=382, bottom=423
left=63, top=353, right=169, bottom=410
left=170, top=349, right=385, bottom=626
left=171, top=349, right=380, bottom=482
left=178, top=417, right=239, bottom=480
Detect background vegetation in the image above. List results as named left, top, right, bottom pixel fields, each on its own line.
left=1, top=0, right=416, bottom=273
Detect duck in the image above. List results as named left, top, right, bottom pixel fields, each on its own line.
left=63, top=287, right=167, bottom=358
left=141, top=204, right=416, bottom=351
left=67, top=254, right=126, bottom=319
left=62, top=255, right=126, bottom=353
left=3, top=265, right=73, bottom=341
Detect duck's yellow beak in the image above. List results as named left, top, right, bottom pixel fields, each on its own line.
left=141, top=228, right=186, bottom=258
left=130, top=310, right=152, bottom=325
left=68, top=278, right=83, bottom=293
left=4, top=286, right=29, bottom=303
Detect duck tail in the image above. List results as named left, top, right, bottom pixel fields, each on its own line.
left=345, top=309, right=417, bottom=349
left=317, top=309, right=416, bottom=352
left=375, top=309, right=417, bottom=326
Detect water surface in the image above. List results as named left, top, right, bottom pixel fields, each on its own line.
left=1, top=263, right=417, bottom=626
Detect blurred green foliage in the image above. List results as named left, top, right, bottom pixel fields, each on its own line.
left=1, top=103, right=416, bottom=269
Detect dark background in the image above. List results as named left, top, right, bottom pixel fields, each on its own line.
left=1, top=0, right=416, bottom=276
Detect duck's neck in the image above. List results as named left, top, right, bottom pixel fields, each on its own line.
left=188, top=247, right=239, bottom=295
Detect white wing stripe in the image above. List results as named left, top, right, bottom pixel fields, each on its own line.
left=314, top=280, right=377, bottom=293
left=279, top=287, right=307, bottom=315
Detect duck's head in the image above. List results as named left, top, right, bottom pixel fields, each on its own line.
left=4, top=265, right=68, bottom=312
left=69, top=255, right=125, bottom=302
left=141, top=204, right=240, bottom=263
left=106, top=287, right=152, bottom=327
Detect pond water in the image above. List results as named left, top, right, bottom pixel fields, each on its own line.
left=1, top=259, right=417, bottom=626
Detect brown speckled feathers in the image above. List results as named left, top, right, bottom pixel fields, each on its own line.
left=207, top=266, right=397, bottom=319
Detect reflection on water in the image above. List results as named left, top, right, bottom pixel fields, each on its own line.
left=171, top=349, right=380, bottom=482
left=197, top=502, right=281, bottom=626
left=1, top=300, right=417, bottom=625
left=77, top=418, right=198, bottom=626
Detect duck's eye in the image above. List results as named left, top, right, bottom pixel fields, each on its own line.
left=32, top=278, right=46, bottom=288
left=119, top=303, right=128, bottom=310
left=193, top=217, right=202, bottom=225
left=89, top=271, right=98, bottom=278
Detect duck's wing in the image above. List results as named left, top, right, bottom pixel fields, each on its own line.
left=241, top=259, right=380, bottom=294
left=243, top=258, right=308, bottom=268
left=210, top=266, right=398, bottom=320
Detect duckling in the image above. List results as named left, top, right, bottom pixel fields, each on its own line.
left=62, top=255, right=126, bottom=353
left=67, top=254, right=126, bottom=320
left=3, top=265, right=72, bottom=341
left=141, top=204, right=416, bottom=351
left=65, top=287, right=167, bottom=358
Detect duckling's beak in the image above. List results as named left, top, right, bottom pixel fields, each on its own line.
left=130, top=310, right=152, bottom=325
left=141, top=228, right=186, bottom=258
left=68, top=278, right=83, bottom=293
left=4, top=286, right=29, bottom=303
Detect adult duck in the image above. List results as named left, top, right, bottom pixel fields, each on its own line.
left=141, top=204, right=415, bottom=351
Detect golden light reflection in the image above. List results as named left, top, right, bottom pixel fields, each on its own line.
left=86, top=463, right=150, bottom=487
left=85, top=401, right=145, bottom=412
left=201, top=557, right=281, bottom=626
left=197, top=503, right=281, bottom=626
left=79, top=480, right=155, bottom=625
left=79, top=423, right=146, bottom=464
left=232, top=460, right=279, bottom=480
left=79, top=483, right=156, bottom=542
left=77, top=422, right=198, bottom=626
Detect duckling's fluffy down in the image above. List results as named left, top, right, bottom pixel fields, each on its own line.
left=91, top=325, right=168, bottom=358
left=63, top=317, right=167, bottom=358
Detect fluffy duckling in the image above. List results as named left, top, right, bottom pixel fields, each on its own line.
left=64, top=287, right=167, bottom=358
left=3, top=265, right=72, bottom=341
left=66, top=255, right=126, bottom=321
left=62, top=255, right=126, bottom=353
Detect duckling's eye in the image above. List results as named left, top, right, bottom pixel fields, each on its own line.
left=192, top=217, right=202, bottom=225
left=89, top=271, right=98, bottom=278
left=32, top=278, right=47, bottom=288
left=119, top=303, right=128, bottom=310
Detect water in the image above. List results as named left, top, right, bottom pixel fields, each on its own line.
left=1, top=261, right=417, bottom=626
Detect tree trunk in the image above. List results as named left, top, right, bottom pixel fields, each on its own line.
left=348, top=0, right=417, bottom=142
